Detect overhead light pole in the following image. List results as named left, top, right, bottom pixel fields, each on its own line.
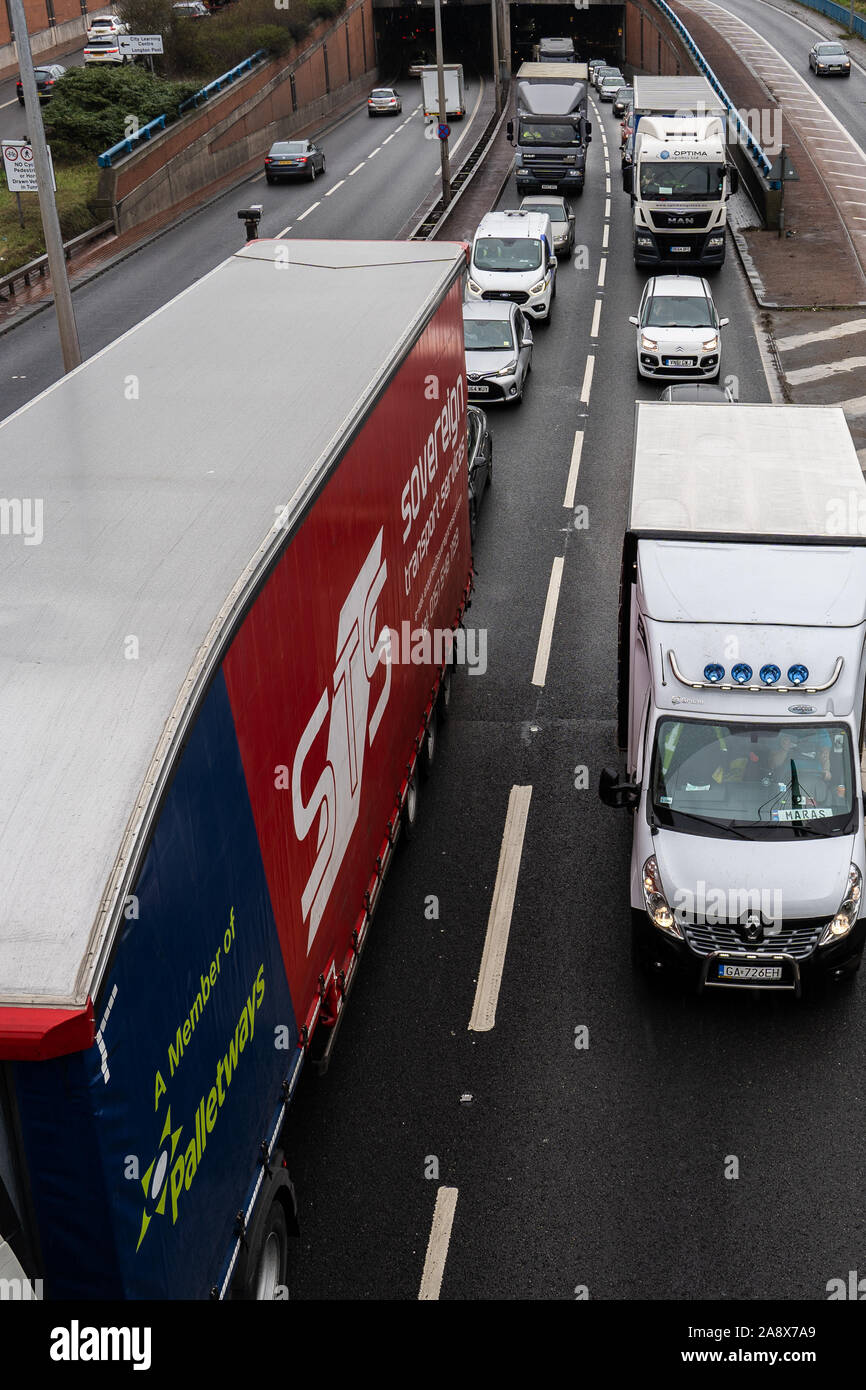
left=9, top=0, right=80, bottom=372
left=491, top=0, right=501, bottom=114
left=433, top=0, right=452, bottom=208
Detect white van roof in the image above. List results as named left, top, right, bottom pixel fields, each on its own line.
left=474, top=209, right=553, bottom=243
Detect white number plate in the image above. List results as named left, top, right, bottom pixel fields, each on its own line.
left=468, top=384, right=490, bottom=394
left=718, top=963, right=783, bottom=981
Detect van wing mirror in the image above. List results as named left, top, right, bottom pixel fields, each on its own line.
left=599, top=767, right=640, bottom=809
left=628, top=315, right=639, bottom=326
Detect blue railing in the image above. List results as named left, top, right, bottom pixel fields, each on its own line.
left=98, top=49, right=268, bottom=167
left=651, top=0, right=774, bottom=178
left=794, top=0, right=866, bottom=40
left=98, top=114, right=167, bottom=168
left=177, top=49, right=268, bottom=113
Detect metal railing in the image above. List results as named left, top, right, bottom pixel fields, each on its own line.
left=651, top=0, right=774, bottom=178
left=793, top=0, right=866, bottom=40
left=97, top=48, right=269, bottom=168
left=0, top=221, right=114, bottom=302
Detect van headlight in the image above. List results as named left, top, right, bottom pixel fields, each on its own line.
left=820, top=864, right=861, bottom=946
left=529, top=277, right=548, bottom=295
left=642, top=856, right=682, bottom=937
left=467, top=279, right=482, bottom=294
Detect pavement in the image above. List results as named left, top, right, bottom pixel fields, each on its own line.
left=672, top=0, right=866, bottom=460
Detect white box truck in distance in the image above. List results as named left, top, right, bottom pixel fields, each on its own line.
left=600, top=403, right=866, bottom=996
left=421, top=65, right=466, bottom=121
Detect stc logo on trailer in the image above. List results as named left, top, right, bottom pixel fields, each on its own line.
left=292, top=530, right=391, bottom=953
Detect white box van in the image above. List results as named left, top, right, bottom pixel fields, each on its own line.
left=600, top=402, right=866, bottom=996
left=466, top=210, right=557, bottom=325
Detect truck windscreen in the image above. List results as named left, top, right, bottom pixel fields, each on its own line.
left=650, top=718, right=857, bottom=840
left=518, top=121, right=580, bottom=146
left=639, top=161, right=725, bottom=200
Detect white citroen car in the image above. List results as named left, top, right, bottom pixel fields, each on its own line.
left=630, top=275, right=728, bottom=381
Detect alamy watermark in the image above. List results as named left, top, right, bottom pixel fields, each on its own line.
left=0, top=497, right=43, bottom=545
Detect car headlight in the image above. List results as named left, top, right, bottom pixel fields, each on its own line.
left=640, top=333, right=658, bottom=351
left=529, top=278, right=547, bottom=295
left=467, top=279, right=482, bottom=294
left=642, top=856, right=682, bottom=937
left=493, top=361, right=518, bottom=377
left=820, top=864, right=861, bottom=946
left=702, top=335, right=719, bottom=351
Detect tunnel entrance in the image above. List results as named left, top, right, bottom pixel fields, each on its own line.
left=509, top=5, right=624, bottom=69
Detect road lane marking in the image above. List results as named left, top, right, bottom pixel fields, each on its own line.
left=776, top=319, right=866, bottom=351
left=786, top=357, right=866, bottom=385
left=597, top=259, right=607, bottom=287
left=418, top=1187, right=458, bottom=1300
left=276, top=224, right=293, bottom=237
left=531, top=558, right=564, bottom=689
left=324, top=179, right=345, bottom=196
left=382, top=132, right=398, bottom=145
left=604, top=198, right=611, bottom=218
left=468, top=786, right=533, bottom=1030
left=296, top=202, right=320, bottom=221
left=602, top=224, right=609, bottom=249
left=564, top=431, right=583, bottom=508
left=606, top=177, right=611, bottom=193
left=590, top=298, right=602, bottom=338
left=835, top=395, right=866, bottom=417
left=368, top=146, right=381, bottom=157
left=580, top=354, right=595, bottom=404
left=348, top=161, right=365, bottom=175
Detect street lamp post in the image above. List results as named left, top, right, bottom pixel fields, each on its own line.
left=433, top=0, right=452, bottom=208
left=9, top=0, right=80, bottom=372
left=491, top=0, right=501, bottom=115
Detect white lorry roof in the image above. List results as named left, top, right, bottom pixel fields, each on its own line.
left=517, top=61, right=589, bottom=81
left=630, top=403, right=866, bottom=543
left=0, top=239, right=465, bottom=1009
left=632, top=75, right=725, bottom=116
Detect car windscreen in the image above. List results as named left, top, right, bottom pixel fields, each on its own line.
left=639, top=161, right=726, bottom=200
left=817, top=42, right=846, bottom=53
left=463, top=318, right=515, bottom=351
left=522, top=204, right=565, bottom=222
left=645, top=295, right=713, bottom=328
left=518, top=121, right=579, bottom=146
left=473, top=237, right=543, bottom=272
left=650, top=718, right=857, bottom=840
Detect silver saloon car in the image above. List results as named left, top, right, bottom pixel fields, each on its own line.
left=518, top=195, right=575, bottom=258
left=462, top=300, right=533, bottom=405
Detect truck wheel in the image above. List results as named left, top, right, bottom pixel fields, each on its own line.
left=438, top=665, right=453, bottom=721
left=402, top=774, right=420, bottom=841
left=251, top=1201, right=288, bottom=1300
left=420, top=707, right=438, bottom=778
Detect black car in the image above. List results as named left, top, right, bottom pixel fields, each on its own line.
left=264, top=139, right=326, bottom=183
left=467, top=405, right=493, bottom=542
left=612, top=86, right=633, bottom=119
left=16, top=64, right=66, bottom=104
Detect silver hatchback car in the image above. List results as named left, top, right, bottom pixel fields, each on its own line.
left=518, top=195, right=575, bottom=258
left=462, top=300, right=533, bottom=406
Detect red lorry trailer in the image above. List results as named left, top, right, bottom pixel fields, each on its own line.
left=0, top=239, right=473, bottom=1299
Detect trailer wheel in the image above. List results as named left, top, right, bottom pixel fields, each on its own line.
left=420, top=707, right=438, bottom=779
left=438, top=665, right=453, bottom=721
left=231, top=1157, right=297, bottom=1300
left=402, top=774, right=420, bottom=841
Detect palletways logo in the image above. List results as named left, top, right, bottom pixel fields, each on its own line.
left=136, top=907, right=265, bottom=1254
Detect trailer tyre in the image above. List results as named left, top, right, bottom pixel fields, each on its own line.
left=420, top=707, right=438, bottom=779
left=438, top=665, right=453, bottom=721
left=231, top=1157, right=297, bottom=1301
left=402, top=774, right=420, bottom=841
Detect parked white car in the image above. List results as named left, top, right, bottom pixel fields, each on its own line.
left=86, top=15, right=128, bottom=41
left=630, top=275, right=728, bottom=381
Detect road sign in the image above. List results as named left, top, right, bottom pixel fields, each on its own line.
left=2, top=140, right=55, bottom=193
left=767, top=152, right=798, bottom=182
left=437, top=123, right=450, bottom=141
left=119, top=34, right=164, bottom=55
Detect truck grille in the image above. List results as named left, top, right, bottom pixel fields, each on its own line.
left=652, top=211, right=711, bottom=231
left=683, top=918, right=825, bottom=961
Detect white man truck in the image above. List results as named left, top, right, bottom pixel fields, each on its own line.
left=509, top=61, right=591, bottom=195
left=622, top=76, right=739, bottom=269
left=421, top=64, right=466, bottom=121
left=600, top=403, right=866, bottom=997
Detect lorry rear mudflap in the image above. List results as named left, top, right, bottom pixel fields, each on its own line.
left=700, top=952, right=800, bottom=996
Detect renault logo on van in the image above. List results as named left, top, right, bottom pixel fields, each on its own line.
left=742, top=913, right=763, bottom=942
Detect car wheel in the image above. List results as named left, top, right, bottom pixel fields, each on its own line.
left=469, top=496, right=478, bottom=543
left=543, top=303, right=553, bottom=327
left=486, top=446, right=493, bottom=486
left=17, top=97, right=24, bottom=105
left=513, top=384, right=524, bottom=407
left=321, top=156, right=326, bottom=174
left=265, top=174, right=276, bottom=184
left=309, top=163, right=316, bottom=182
left=369, top=111, right=375, bottom=117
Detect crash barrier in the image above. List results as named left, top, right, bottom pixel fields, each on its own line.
left=649, top=0, right=783, bottom=226
left=98, top=49, right=268, bottom=167
left=794, top=0, right=866, bottom=41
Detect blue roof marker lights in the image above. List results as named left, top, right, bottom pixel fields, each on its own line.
left=703, top=663, right=724, bottom=683
left=731, top=663, right=752, bottom=685
left=669, top=652, right=842, bottom=694
left=788, top=664, right=809, bottom=686
left=759, top=664, right=781, bottom=686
